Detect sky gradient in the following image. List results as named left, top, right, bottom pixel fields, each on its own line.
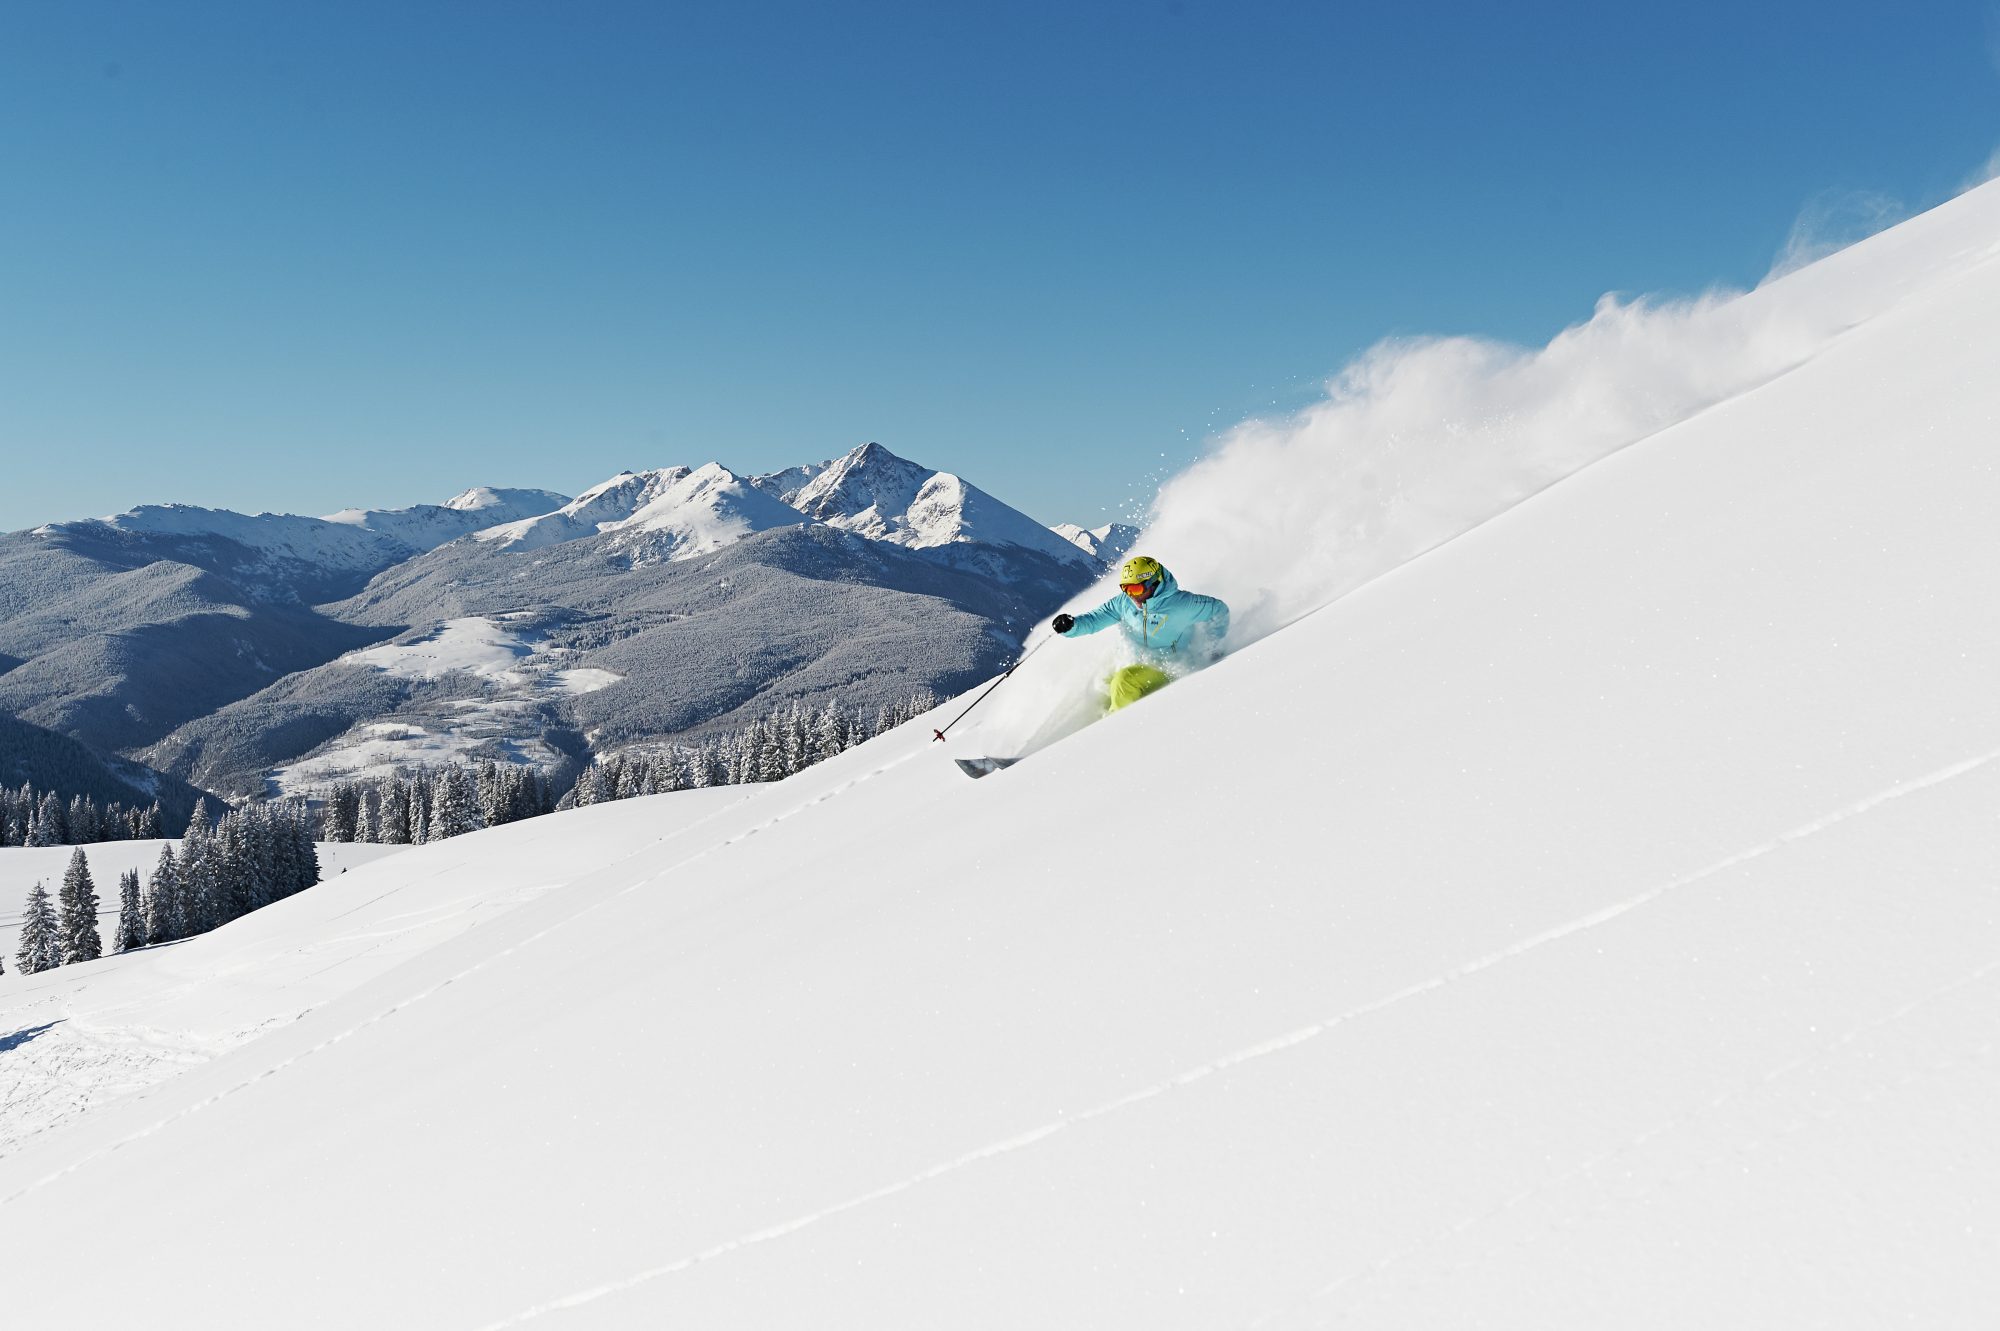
left=3, top=0, right=1997, bottom=534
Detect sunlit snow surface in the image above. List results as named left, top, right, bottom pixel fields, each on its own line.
left=3, top=183, right=1999, bottom=1327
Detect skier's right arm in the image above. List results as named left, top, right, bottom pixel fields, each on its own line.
left=1061, top=598, right=1124, bottom=636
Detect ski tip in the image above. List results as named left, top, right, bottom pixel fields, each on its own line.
left=953, top=756, right=1021, bottom=779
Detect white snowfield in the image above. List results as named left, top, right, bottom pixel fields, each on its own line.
left=3, top=181, right=2000, bottom=1328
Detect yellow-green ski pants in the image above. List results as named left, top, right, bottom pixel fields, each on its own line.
left=1106, top=664, right=1172, bottom=712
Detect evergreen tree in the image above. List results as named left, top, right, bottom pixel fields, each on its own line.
left=290, top=804, right=322, bottom=894
left=57, top=847, right=103, bottom=964
left=476, top=761, right=509, bottom=827
left=15, top=881, right=60, bottom=974
left=755, top=716, right=788, bottom=783
left=355, top=787, right=379, bottom=844
left=67, top=793, right=98, bottom=844
left=780, top=701, right=808, bottom=776
left=144, top=843, right=181, bottom=945
left=378, top=780, right=411, bottom=845
left=322, top=784, right=357, bottom=842
left=180, top=801, right=225, bottom=935
left=115, top=867, right=146, bottom=952
left=812, top=701, right=848, bottom=763
left=428, top=765, right=478, bottom=840
left=216, top=807, right=260, bottom=922
left=28, top=791, right=61, bottom=846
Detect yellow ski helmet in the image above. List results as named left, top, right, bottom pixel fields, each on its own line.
left=1119, top=555, right=1163, bottom=583
left=1118, top=555, right=1164, bottom=598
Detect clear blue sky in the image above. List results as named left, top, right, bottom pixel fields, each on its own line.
left=3, top=0, right=1996, bottom=534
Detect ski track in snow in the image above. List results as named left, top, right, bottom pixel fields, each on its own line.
left=1246, top=956, right=2000, bottom=1329
left=5, top=742, right=1992, bottom=1311
left=463, top=743, right=2000, bottom=1330
left=0, top=757, right=901, bottom=1205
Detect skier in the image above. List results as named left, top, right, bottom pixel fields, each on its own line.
left=1051, top=555, right=1230, bottom=711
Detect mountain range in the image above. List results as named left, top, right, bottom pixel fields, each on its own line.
left=0, top=443, right=1124, bottom=802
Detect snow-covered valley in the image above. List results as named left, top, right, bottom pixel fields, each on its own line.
left=1, top=180, right=1997, bottom=1327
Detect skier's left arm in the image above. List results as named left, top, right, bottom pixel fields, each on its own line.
left=1190, top=594, right=1230, bottom=660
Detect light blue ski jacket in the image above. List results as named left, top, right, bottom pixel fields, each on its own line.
left=1062, top=565, right=1230, bottom=665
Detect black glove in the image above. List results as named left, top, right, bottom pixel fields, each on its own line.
left=1052, top=613, right=1075, bottom=635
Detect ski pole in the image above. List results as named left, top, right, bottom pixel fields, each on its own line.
left=931, top=637, right=1052, bottom=743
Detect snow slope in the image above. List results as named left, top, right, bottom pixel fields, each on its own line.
left=2, top=182, right=1998, bottom=1328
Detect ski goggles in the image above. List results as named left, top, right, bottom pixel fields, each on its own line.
left=1120, top=578, right=1159, bottom=599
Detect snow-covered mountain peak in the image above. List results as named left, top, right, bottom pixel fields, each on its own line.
left=1051, top=521, right=1142, bottom=566
left=787, top=442, right=935, bottom=526
left=440, top=485, right=567, bottom=515
left=599, top=462, right=802, bottom=562
left=473, top=468, right=693, bottom=550
left=38, top=502, right=418, bottom=576
left=786, top=442, right=1091, bottom=565
left=320, top=488, right=572, bottom=553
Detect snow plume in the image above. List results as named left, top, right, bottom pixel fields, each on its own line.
left=969, top=286, right=1844, bottom=755
left=1764, top=188, right=1908, bottom=282
left=1136, top=285, right=1850, bottom=647
left=965, top=179, right=2000, bottom=758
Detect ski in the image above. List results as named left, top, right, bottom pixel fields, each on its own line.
left=953, top=756, right=1021, bottom=779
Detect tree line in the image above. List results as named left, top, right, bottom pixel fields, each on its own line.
left=6, top=687, right=944, bottom=977
left=0, top=783, right=166, bottom=848
left=11, top=799, right=320, bottom=977
left=571, top=690, right=938, bottom=806
left=318, top=690, right=939, bottom=841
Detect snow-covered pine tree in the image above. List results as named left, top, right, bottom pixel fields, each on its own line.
left=428, top=765, right=478, bottom=839
left=15, top=881, right=60, bottom=974
left=179, top=800, right=226, bottom=935
left=355, top=786, right=379, bottom=843
left=28, top=791, right=62, bottom=846
left=756, top=716, right=789, bottom=783
left=115, top=867, right=146, bottom=952
left=779, top=701, right=808, bottom=777
left=213, top=808, right=252, bottom=924
left=144, top=843, right=181, bottom=944
left=57, top=848, right=102, bottom=964
left=475, top=761, right=508, bottom=826
left=321, top=783, right=357, bottom=842
left=67, top=794, right=98, bottom=844
left=812, top=700, right=847, bottom=763
left=278, top=801, right=319, bottom=897
left=572, top=764, right=602, bottom=808
left=249, top=803, right=280, bottom=907
left=378, top=780, right=410, bottom=845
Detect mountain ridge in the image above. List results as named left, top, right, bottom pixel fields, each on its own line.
left=2, top=443, right=1119, bottom=802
